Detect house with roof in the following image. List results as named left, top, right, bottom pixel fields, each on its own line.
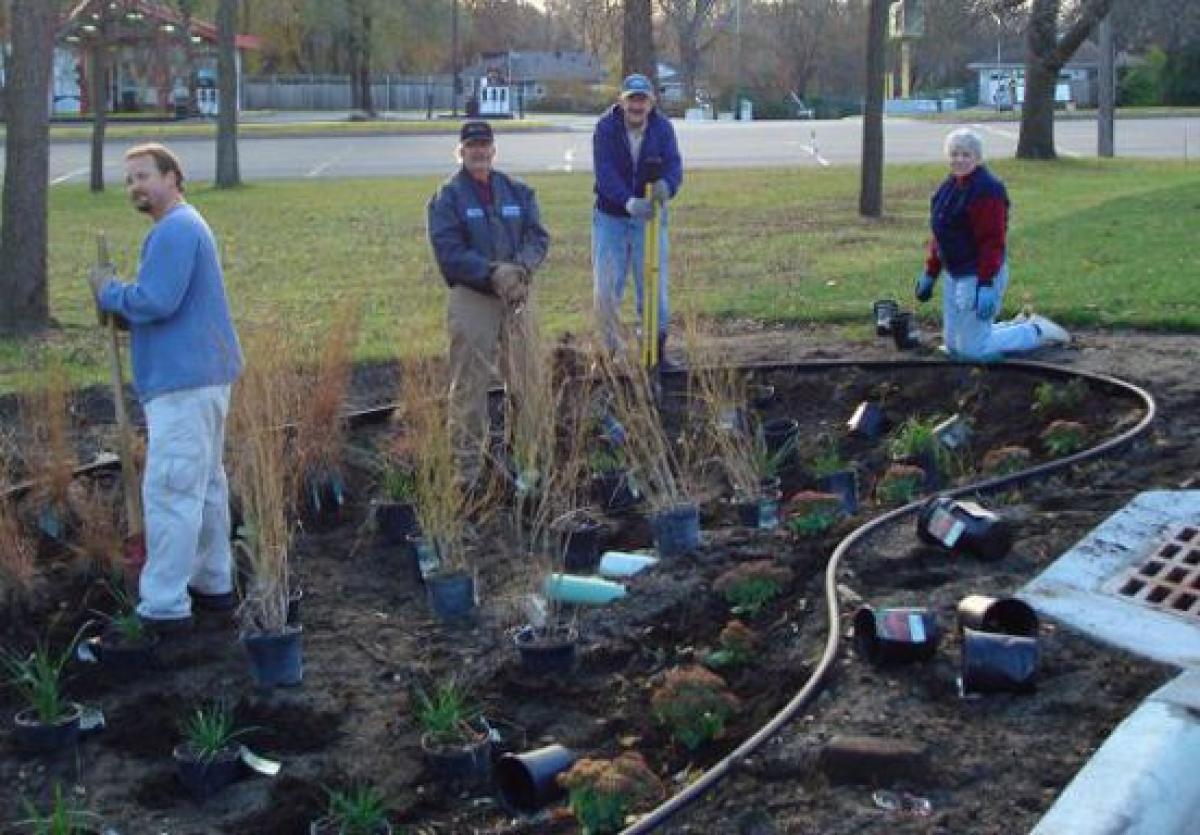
left=966, top=40, right=1131, bottom=109
left=462, top=50, right=607, bottom=103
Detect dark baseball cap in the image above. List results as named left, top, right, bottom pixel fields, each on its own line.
left=460, top=120, right=494, bottom=144
left=620, top=73, right=655, bottom=98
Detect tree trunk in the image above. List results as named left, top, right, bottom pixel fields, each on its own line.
left=359, top=10, right=375, bottom=116
left=89, top=36, right=108, bottom=193
left=0, top=0, right=54, bottom=333
left=859, top=0, right=887, bottom=218
left=216, top=0, right=241, bottom=188
left=622, top=0, right=656, bottom=82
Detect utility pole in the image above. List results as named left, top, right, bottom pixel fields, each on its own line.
left=732, top=0, right=741, bottom=118
left=1097, top=14, right=1114, bottom=158
left=451, top=0, right=460, bottom=117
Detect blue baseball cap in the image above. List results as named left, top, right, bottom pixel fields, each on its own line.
left=620, top=73, right=655, bottom=98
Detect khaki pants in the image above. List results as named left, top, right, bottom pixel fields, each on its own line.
left=447, top=285, right=508, bottom=484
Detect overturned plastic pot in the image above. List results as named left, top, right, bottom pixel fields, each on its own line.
left=543, top=574, right=627, bottom=605
left=847, top=401, right=887, bottom=439
left=13, top=702, right=83, bottom=754
left=854, top=606, right=939, bottom=665
left=598, top=551, right=659, bottom=578
left=174, top=742, right=242, bottom=803
left=406, top=534, right=443, bottom=584
left=817, top=470, right=859, bottom=515
left=917, top=497, right=1013, bottom=561
left=650, top=503, right=701, bottom=558
left=562, top=520, right=603, bottom=574
left=956, top=595, right=1039, bottom=638
left=890, top=310, right=919, bottom=350
left=242, top=626, right=304, bottom=688
left=961, top=628, right=1039, bottom=694
left=873, top=299, right=900, bottom=335
left=425, top=571, right=476, bottom=621
left=932, top=413, right=972, bottom=452
left=375, top=500, right=418, bottom=546
left=497, top=744, right=577, bottom=812
left=514, top=624, right=578, bottom=676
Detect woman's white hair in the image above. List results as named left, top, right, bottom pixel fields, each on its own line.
left=944, top=127, right=984, bottom=160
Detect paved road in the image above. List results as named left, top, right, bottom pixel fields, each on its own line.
left=11, top=116, right=1198, bottom=184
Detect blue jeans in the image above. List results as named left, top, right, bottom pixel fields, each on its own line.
left=592, top=207, right=669, bottom=350
left=941, top=264, right=1039, bottom=359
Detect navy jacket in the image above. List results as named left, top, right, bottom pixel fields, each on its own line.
left=928, top=164, right=1009, bottom=284
left=592, top=104, right=683, bottom=218
left=427, top=169, right=549, bottom=294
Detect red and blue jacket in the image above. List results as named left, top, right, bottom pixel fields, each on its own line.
left=592, top=104, right=683, bottom=218
left=924, top=164, right=1009, bottom=286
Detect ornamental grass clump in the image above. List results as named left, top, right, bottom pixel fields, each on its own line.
left=412, top=678, right=482, bottom=748
left=557, top=752, right=666, bottom=835
left=704, top=619, right=760, bottom=670
left=294, top=298, right=363, bottom=482
left=713, top=560, right=793, bottom=617
left=179, top=700, right=253, bottom=762
left=877, top=463, right=925, bottom=504
left=20, top=358, right=78, bottom=531
left=0, top=443, right=38, bottom=611
left=317, top=783, right=391, bottom=835
left=228, top=326, right=301, bottom=635
left=1041, top=420, right=1088, bottom=456
left=72, top=479, right=123, bottom=577
left=888, top=415, right=950, bottom=474
left=0, top=623, right=88, bottom=725
left=651, top=666, right=740, bottom=751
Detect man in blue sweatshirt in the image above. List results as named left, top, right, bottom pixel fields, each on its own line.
left=88, top=143, right=243, bottom=633
left=592, top=73, right=683, bottom=360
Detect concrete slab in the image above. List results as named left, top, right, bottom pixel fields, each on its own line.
left=1019, top=491, right=1200, bottom=670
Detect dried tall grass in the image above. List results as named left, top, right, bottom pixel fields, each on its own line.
left=20, top=358, right=77, bottom=514
left=227, top=326, right=300, bottom=634
left=0, top=437, right=38, bottom=610
left=72, top=479, right=124, bottom=578
left=295, top=298, right=363, bottom=478
left=400, top=358, right=471, bottom=574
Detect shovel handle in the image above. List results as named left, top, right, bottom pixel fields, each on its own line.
left=95, top=232, right=111, bottom=326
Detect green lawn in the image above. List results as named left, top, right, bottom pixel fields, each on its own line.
left=3, top=157, right=1198, bottom=389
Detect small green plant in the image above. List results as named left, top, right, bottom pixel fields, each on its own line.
left=877, top=464, right=925, bottom=504
left=18, top=782, right=99, bottom=835
left=713, top=561, right=793, bottom=617
left=981, top=445, right=1033, bottom=476
left=808, top=437, right=849, bottom=479
left=1032, top=379, right=1088, bottom=417
left=179, top=700, right=252, bottom=762
left=413, top=679, right=481, bottom=747
left=319, top=783, right=391, bottom=834
left=888, top=416, right=949, bottom=472
left=785, top=491, right=842, bottom=538
left=1, top=623, right=88, bottom=724
left=1042, top=420, right=1087, bottom=456
left=380, top=463, right=417, bottom=503
left=92, top=582, right=147, bottom=644
left=750, top=424, right=796, bottom=480
left=558, top=752, right=666, bottom=835
left=703, top=620, right=759, bottom=670
left=651, top=666, right=740, bottom=751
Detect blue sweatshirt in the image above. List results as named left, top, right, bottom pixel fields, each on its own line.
left=98, top=203, right=243, bottom=402
left=592, top=105, right=683, bottom=218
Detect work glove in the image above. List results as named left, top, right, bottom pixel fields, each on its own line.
left=651, top=180, right=672, bottom=202
left=88, top=264, right=115, bottom=300
left=491, top=262, right=529, bottom=306
left=914, top=271, right=936, bottom=303
left=976, top=284, right=998, bottom=320
left=624, top=197, right=655, bottom=220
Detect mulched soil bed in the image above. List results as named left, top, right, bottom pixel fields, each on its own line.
left=2, top=326, right=1197, bottom=834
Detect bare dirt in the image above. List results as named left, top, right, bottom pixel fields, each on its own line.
left=2, top=325, right=1198, bottom=835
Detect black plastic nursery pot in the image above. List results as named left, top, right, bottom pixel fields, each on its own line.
left=817, top=470, right=859, bottom=515
left=421, top=728, right=493, bottom=784
left=956, top=595, right=1039, bottom=638
left=854, top=606, right=940, bottom=665
left=890, top=310, right=919, bottom=350
left=303, top=469, right=348, bottom=530
left=590, top=470, right=641, bottom=514
left=873, top=299, right=900, bottom=335
left=406, top=534, right=443, bottom=583
left=902, top=450, right=942, bottom=492
left=13, top=702, right=83, bottom=753
left=762, top=417, right=801, bottom=468
left=650, top=503, right=701, bottom=558
left=173, top=742, right=243, bottom=803
left=748, top=384, right=776, bottom=409
left=425, top=571, right=476, bottom=620
left=734, top=492, right=781, bottom=530
left=91, top=631, right=160, bottom=676
left=562, top=520, right=603, bottom=573
left=961, top=628, right=1040, bottom=694
left=514, top=624, right=578, bottom=676
left=917, top=498, right=1013, bottom=561
left=847, top=401, right=887, bottom=439
left=496, top=744, right=577, bottom=812
left=242, top=625, right=304, bottom=688
left=375, top=500, right=418, bottom=546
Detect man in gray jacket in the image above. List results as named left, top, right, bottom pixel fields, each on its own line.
left=427, top=121, right=549, bottom=486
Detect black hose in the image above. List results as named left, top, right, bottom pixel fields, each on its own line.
left=619, top=358, right=1156, bottom=834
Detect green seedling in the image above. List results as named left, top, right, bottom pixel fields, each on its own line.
left=1, top=623, right=88, bottom=724
left=1042, top=421, right=1087, bottom=456
left=413, top=679, right=481, bottom=747
left=18, top=782, right=99, bottom=835
left=179, top=700, right=254, bottom=762
left=751, top=424, right=797, bottom=480
left=92, top=582, right=147, bottom=644
left=888, top=416, right=950, bottom=473
left=321, top=783, right=391, bottom=834
left=1032, top=378, right=1088, bottom=417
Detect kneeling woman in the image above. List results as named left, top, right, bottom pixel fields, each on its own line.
left=915, top=128, right=1069, bottom=359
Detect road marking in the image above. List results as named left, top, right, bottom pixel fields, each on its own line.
left=799, top=144, right=831, bottom=167
left=980, top=123, right=1082, bottom=158
left=306, top=151, right=348, bottom=178
left=50, top=166, right=88, bottom=186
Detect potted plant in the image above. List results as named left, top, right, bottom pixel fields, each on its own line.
left=173, top=700, right=252, bottom=802
left=557, top=752, right=666, bottom=834
left=888, top=416, right=949, bottom=491
left=876, top=463, right=925, bottom=505
left=1041, top=420, right=1088, bottom=456
left=588, top=445, right=640, bottom=514
left=89, top=583, right=158, bottom=675
left=2, top=624, right=88, bottom=754
left=651, top=666, right=740, bottom=751
left=703, top=620, right=760, bottom=671
left=373, top=446, right=419, bottom=547
left=808, top=436, right=858, bottom=515
left=712, top=561, right=793, bottom=618
left=228, top=329, right=304, bottom=688
left=310, top=784, right=392, bottom=834
left=293, top=300, right=362, bottom=530
left=414, top=678, right=491, bottom=784
left=16, top=782, right=103, bottom=834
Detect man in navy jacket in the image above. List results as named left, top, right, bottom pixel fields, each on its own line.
left=592, top=73, right=683, bottom=359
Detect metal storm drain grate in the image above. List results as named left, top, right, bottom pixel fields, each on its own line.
left=1105, top=525, right=1200, bottom=623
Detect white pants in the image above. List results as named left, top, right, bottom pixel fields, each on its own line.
left=941, top=264, right=1039, bottom=359
left=138, top=385, right=233, bottom=620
